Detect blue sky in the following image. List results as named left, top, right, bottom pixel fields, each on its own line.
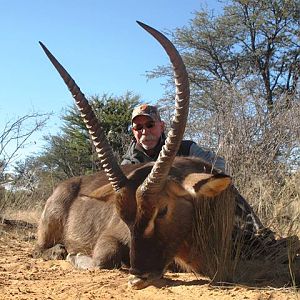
left=0, top=0, right=224, bottom=162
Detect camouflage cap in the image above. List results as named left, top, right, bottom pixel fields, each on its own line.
left=131, top=104, right=161, bottom=123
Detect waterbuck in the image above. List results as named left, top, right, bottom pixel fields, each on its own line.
left=36, top=21, right=299, bottom=289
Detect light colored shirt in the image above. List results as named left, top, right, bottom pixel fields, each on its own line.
left=189, top=143, right=226, bottom=173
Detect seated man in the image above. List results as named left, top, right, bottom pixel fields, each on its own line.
left=122, top=104, right=225, bottom=172
left=122, top=104, right=274, bottom=246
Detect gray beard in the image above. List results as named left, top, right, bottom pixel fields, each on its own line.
left=139, top=135, right=157, bottom=150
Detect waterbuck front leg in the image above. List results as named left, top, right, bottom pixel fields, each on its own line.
left=92, top=234, right=130, bottom=269
left=67, top=230, right=130, bottom=270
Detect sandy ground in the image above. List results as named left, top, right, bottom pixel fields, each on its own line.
left=0, top=221, right=299, bottom=300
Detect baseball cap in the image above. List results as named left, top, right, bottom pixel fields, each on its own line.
left=131, top=104, right=161, bottom=123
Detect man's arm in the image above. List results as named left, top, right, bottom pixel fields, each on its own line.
left=189, top=143, right=226, bottom=173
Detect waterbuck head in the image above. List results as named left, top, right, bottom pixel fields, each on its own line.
left=40, top=21, right=232, bottom=289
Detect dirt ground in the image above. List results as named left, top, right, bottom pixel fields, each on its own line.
left=0, top=221, right=299, bottom=300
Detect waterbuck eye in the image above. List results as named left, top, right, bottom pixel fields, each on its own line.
left=157, top=206, right=168, bottom=219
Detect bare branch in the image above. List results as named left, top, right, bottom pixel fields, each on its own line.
left=0, top=113, right=50, bottom=180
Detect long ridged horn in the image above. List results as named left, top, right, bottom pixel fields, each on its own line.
left=137, top=21, right=190, bottom=195
left=39, top=41, right=128, bottom=191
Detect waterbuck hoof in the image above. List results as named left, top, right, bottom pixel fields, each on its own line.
left=66, top=253, right=95, bottom=269
left=127, top=274, right=163, bottom=290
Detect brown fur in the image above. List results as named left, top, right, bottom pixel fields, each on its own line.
left=35, top=157, right=233, bottom=278
left=35, top=163, right=141, bottom=268
left=38, top=156, right=300, bottom=287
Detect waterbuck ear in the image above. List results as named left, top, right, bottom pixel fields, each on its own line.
left=182, top=173, right=232, bottom=198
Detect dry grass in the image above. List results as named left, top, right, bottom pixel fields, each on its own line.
left=2, top=209, right=41, bottom=225
left=242, top=171, right=300, bottom=238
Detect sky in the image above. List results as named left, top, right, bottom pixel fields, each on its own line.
left=0, top=0, right=224, bottom=163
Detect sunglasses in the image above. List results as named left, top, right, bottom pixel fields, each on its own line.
left=132, top=121, right=156, bottom=132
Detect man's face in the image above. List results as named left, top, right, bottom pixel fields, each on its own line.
left=132, top=115, right=165, bottom=150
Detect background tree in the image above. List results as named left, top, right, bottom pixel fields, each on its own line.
left=153, top=0, right=299, bottom=110
left=149, top=0, right=300, bottom=228
left=39, top=92, right=139, bottom=179
left=0, top=113, right=50, bottom=214
left=149, top=0, right=299, bottom=171
left=0, top=113, right=50, bottom=183
left=3, top=156, right=56, bottom=211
